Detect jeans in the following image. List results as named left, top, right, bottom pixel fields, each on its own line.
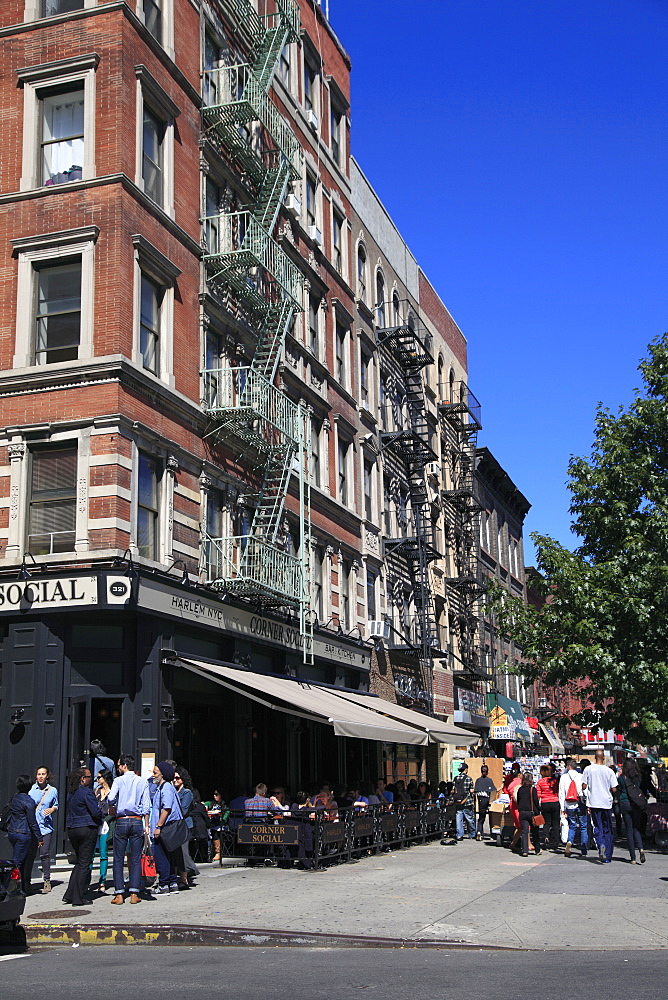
left=565, top=804, right=589, bottom=854
left=540, top=802, right=561, bottom=848
left=620, top=800, right=643, bottom=861
left=590, top=807, right=615, bottom=861
left=476, top=802, right=490, bottom=838
left=456, top=807, right=475, bottom=839
left=64, top=826, right=98, bottom=905
left=113, top=817, right=144, bottom=893
left=519, top=811, right=541, bottom=855
left=9, top=832, right=38, bottom=893
left=152, top=837, right=178, bottom=888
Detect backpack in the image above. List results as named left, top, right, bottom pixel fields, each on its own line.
left=565, top=778, right=580, bottom=802
left=624, top=778, right=648, bottom=811
left=0, top=802, right=11, bottom=832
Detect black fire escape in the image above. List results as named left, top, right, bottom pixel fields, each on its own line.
left=378, top=302, right=439, bottom=713
left=439, top=382, right=487, bottom=683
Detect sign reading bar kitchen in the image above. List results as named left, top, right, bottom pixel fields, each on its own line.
left=0, top=576, right=97, bottom=612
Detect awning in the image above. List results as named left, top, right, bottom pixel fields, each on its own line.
left=331, top=690, right=479, bottom=746
left=486, top=692, right=533, bottom=742
left=539, top=722, right=565, bottom=754
left=177, top=658, right=429, bottom=745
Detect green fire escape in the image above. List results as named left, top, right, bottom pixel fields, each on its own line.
left=378, top=302, right=439, bottom=712
left=200, top=0, right=312, bottom=658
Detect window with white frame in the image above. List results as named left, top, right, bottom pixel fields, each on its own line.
left=335, top=322, right=347, bottom=386
left=392, top=290, right=400, bottom=325
left=357, top=243, right=367, bottom=302
left=42, top=0, right=85, bottom=14
left=310, top=415, right=322, bottom=488
left=278, top=43, right=291, bottom=89
left=332, top=208, right=343, bottom=273
left=337, top=436, right=349, bottom=505
left=366, top=569, right=377, bottom=621
left=363, top=459, right=374, bottom=521
left=12, top=226, right=97, bottom=370
left=204, top=176, right=220, bottom=253
left=132, top=234, right=181, bottom=384
left=137, top=451, right=161, bottom=560
left=308, top=293, right=319, bottom=356
left=304, top=58, right=318, bottom=117
left=203, top=31, right=229, bottom=106
left=375, top=272, right=386, bottom=327
left=136, top=66, right=179, bottom=214
left=383, top=477, right=392, bottom=535
left=340, top=558, right=351, bottom=629
left=18, top=54, right=98, bottom=192
left=360, top=350, right=371, bottom=408
left=27, top=445, right=77, bottom=555
left=330, top=104, right=342, bottom=166
left=313, top=544, right=324, bottom=621
left=139, top=0, right=174, bottom=54
left=305, top=174, right=317, bottom=229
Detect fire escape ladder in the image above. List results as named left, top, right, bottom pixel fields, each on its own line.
left=200, top=1, right=311, bottom=656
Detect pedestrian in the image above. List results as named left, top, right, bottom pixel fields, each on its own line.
left=474, top=765, right=496, bottom=840
left=617, top=759, right=646, bottom=864
left=88, top=739, right=115, bottom=778
left=505, top=763, right=523, bottom=853
left=515, top=771, right=542, bottom=857
left=150, top=761, right=185, bottom=895
left=107, top=754, right=150, bottom=904
left=558, top=757, right=589, bottom=857
left=536, top=764, right=561, bottom=851
left=6, top=774, right=43, bottom=894
left=173, top=768, right=199, bottom=887
left=63, top=767, right=103, bottom=906
left=584, top=749, right=618, bottom=864
left=29, top=765, right=58, bottom=893
left=207, top=789, right=227, bottom=862
left=91, top=768, right=113, bottom=892
left=453, top=762, right=475, bottom=840
left=189, top=789, right=211, bottom=864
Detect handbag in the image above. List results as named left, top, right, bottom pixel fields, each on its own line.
left=532, top=814, right=545, bottom=827
left=159, top=818, right=189, bottom=852
left=141, top=838, right=158, bottom=878
left=625, top=778, right=648, bottom=811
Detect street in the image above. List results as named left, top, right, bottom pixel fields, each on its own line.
left=1, top=947, right=666, bottom=999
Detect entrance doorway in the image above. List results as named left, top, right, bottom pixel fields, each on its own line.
left=68, top=697, right=123, bottom=770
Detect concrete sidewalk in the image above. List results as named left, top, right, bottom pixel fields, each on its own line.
left=22, top=839, right=668, bottom=950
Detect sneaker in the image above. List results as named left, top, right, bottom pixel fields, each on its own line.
left=564, top=842, right=571, bottom=857
left=639, top=850, right=646, bottom=864
left=476, top=834, right=482, bottom=841
left=151, top=886, right=171, bottom=896
left=598, top=845, right=606, bottom=863
left=630, top=859, right=637, bottom=864
left=41, top=880, right=51, bottom=894
left=168, top=883, right=179, bottom=893
left=604, top=859, right=612, bottom=863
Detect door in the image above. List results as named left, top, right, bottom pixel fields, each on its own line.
left=67, top=696, right=123, bottom=771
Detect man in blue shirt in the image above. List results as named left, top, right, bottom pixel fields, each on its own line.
left=107, top=754, right=150, bottom=905
left=29, top=767, right=58, bottom=893
left=89, top=739, right=115, bottom=778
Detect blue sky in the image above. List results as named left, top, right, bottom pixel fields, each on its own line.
left=328, top=0, right=668, bottom=562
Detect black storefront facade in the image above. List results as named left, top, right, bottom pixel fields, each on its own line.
left=0, top=568, right=377, bottom=851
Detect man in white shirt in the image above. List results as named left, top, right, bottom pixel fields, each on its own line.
left=558, top=758, right=589, bottom=857
left=585, top=749, right=618, bottom=863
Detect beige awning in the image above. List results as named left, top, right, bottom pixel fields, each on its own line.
left=539, top=722, right=565, bottom=754
left=177, top=658, right=429, bottom=745
left=332, top=690, right=479, bottom=746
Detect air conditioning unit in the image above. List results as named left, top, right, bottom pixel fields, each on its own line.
left=306, top=109, right=319, bottom=131
left=308, top=225, right=323, bottom=246
left=285, top=193, right=301, bottom=217
left=426, top=462, right=440, bottom=478
left=367, top=620, right=390, bottom=640
left=539, top=698, right=547, bottom=708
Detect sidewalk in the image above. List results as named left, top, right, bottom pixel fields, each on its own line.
left=22, top=839, right=668, bottom=950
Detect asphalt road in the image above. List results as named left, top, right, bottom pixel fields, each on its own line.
left=0, top=947, right=665, bottom=999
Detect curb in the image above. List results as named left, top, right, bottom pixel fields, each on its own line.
left=24, top=923, right=519, bottom=950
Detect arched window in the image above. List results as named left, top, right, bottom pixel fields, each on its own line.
left=357, top=242, right=367, bottom=302
left=449, top=368, right=455, bottom=404
left=392, top=290, right=400, bottom=325
left=375, top=271, right=385, bottom=327
left=438, top=356, right=445, bottom=400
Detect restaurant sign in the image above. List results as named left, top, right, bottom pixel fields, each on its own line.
left=455, top=687, right=486, bottom=716
left=237, top=823, right=299, bottom=846
left=0, top=576, right=97, bottom=613
left=486, top=692, right=533, bottom=742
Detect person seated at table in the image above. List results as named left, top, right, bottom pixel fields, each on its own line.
left=417, top=781, right=432, bottom=801
left=361, top=781, right=380, bottom=806
left=375, top=779, right=394, bottom=806
left=244, top=783, right=279, bottom=820
left=347, top=786, right=369, bottom=812
left=393, top=780, right=412, bottom=804
left=270, top=787, right=291, bottom=814
left=310, top=784, right=338, bottom=820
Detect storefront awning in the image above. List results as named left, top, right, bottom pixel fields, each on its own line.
left=539, top=722, right=565, bottom=754
left=486, top=692, right=533, bottom=742
left=177, top=658, right=429, bottom=745
left=331, top=690, right=479, bottom=746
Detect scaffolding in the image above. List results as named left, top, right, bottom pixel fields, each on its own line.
left=377, top=301, right=439, bottom=713
left=439, top=382, right=486, bottom=683
left=200, top=0, right=312, bottom=661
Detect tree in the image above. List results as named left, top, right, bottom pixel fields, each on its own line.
left=494, top=333, right=668, bottom=744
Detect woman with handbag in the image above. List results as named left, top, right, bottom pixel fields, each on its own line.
left=515, top=771, right=543, bottom=857
left=536, top=764, right=561, bottom=851
left=7, top=774, right=43, bottom=894
left=150, top=761, right=186, bottom=895
left=617, top=759, right=647, bottom=864
left=91, top=768, right=113, bottom=891
left=63, top=767, right=103, bottom=906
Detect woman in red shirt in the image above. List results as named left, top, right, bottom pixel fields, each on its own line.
left=536, top=764, right=561, bottom=850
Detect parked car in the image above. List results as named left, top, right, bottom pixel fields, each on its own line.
left=0, top=859, right=26, bottom=949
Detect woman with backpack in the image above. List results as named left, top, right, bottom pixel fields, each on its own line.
left=617, top=758, right=647, bottom=864
left=5, top=774, right=43, bottom=894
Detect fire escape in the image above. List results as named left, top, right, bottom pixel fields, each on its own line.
left=377, top=301, right=439, bottom=713
left=200, top=0, right=312, bottom=658
left=439, top=382, right=486, bottom=682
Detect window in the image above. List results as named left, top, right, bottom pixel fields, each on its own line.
left=335, top=323, right=347, bottom=385
left=310, top=416, right=322, bottom=487
left=203, top=33, right=226, bottom=107
left=340, top=559, right=351, bottom=629
left=338, top=437, right=349, bottom=505
left=278, top=44, right=291, bottom=89
left=42, top=0, right=84, bottom=15
left=28, top=447, right=77, bottom=555
left=40, top=84, right=84, bottom=186
left=137, top=452, right=160, bottom=560
left=360, top=351, right=370, bottom=407
left=205, top=177, right=220, bottom=253
left=392, top=290, right=400, bottom=326
left=35, top=259, right=81, bottom=365
left=140, top=273, right=163, bottom=375
left=379, top=372, right=388, bottom=428
left=363, top=460, right=373, bottom=521
left=304, top=61, right=318, bottom=114
left=375, top=272, right=386, bottom=327
left=142, top=0, right=163, bottom=43
left=383, top=477, right=392, bottom=535
left=142, top=106, right=164, bottom=205
left=357, top=243, right=367, bottom=302
left=308, top=294, right=319, bottom=356
left=313, top=546, right=324, bottom=621
left=306, top=174, right=317, bottom=228
left=331, top=105, right=342, bottom=165
left=366, top=570, right=377, bottom=621
left=332, top=209, right=343, bottom=272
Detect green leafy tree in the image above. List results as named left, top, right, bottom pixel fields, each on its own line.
left=494, top=333, right=668, bottom=744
